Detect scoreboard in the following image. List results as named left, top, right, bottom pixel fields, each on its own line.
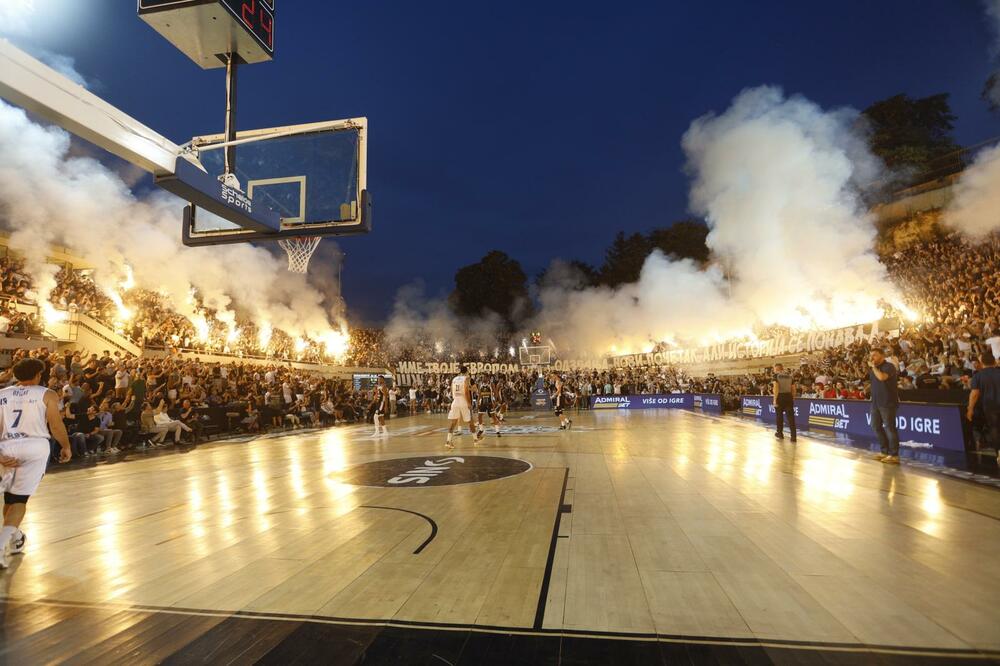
left=138, top=0, right=275, bottom=68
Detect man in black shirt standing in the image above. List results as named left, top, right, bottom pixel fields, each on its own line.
left=772, top=363, right=796, bottom=442
left=869, top=349, right=900, bottom=465
left=968, top=352, right=1000, bottom=464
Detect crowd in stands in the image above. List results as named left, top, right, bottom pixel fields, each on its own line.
left=0, top=346, right=396, bottom=462
left=0, top=227, right=996, bottom=461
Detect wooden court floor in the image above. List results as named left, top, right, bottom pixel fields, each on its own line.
left=0, top=409, right=999, bottom=663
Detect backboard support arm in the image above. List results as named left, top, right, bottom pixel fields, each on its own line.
left=0, top=39, right=179, bottom=176
left=224, top=54, right=238, bottom=178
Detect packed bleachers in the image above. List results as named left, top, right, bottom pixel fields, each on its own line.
left=1, top=227, right=998, bottom=463
left=4, top=345, right=387, bottom=460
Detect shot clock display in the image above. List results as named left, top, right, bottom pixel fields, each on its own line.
left=220, top=0, right=273, bottom=54
left=138, top=0, right=275, bottom=68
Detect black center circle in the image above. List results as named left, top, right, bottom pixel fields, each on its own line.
left=338, top=455, right=533, bottom=488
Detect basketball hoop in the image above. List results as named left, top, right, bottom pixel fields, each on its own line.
left=278, top=236, right=322, bottom=273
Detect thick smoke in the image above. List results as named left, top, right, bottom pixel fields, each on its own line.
left=0, top=100, right=345, bottom=342
left=383, top=282, right=506, bottom=357
left=945, top=143, right=1000, bottom=237
left=983, top=0, right=1000, bottom=106
left=532, top=86, right=900, bottom=355
left=940, top=0, right=1000, bottom=237
left=938, top=1, right=1000, bottom=237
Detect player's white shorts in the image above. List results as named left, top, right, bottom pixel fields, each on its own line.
left=448, top=399, right=471, bottom=422
left=0, top=438, right=50, bottom=496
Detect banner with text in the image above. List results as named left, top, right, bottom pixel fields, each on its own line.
left=693, top=393, right=724, bottom=414
left=589, top=393, right=722, bottom=413
left=393, top=358, right=615, bottom=387
left=739, top=396, right=964, bottom=452
left=613, top=320, right=897, bottom=368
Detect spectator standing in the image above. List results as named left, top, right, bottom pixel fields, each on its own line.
left=115, top=365, right=130, bottom=399
left=869, top=349, right=900, bottom=465
left=968, top=352, right=1000, bottom=464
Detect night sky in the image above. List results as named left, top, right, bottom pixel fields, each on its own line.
left=8, top=0, right=997, bottom=324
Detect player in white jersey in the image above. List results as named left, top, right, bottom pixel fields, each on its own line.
left=0, top=358, right=72, bottom=568
left=445, top=365, right=476, bottom=449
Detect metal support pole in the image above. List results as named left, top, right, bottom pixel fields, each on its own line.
left=224, top=54, right=238, bottom=176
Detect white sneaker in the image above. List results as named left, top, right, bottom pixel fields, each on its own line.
left=10, top=530, right=25, bottom=555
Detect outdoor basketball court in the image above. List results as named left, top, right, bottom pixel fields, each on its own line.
left=0, top=409, right=997, bottom=662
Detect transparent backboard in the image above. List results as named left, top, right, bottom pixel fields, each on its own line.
left=519, top=346, right=552, bottom=365
left=180, top=117, right=370, bottom=245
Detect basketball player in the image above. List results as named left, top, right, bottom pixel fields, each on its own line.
left=493, top=375, right=508, bottom=423
left=371, top=376, right=389, bottom=436
left=445, top=365, right=475, bottom=449
left=0, top=358, right=72, bottom=568
left=474, top=376, right=502, bottom=441
left=551, top=373, right=572, bottom=430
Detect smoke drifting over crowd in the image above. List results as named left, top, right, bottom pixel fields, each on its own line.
left=938, top=1, right=1000, bottom=238
left=379, top=4, right=999, bottom=359
left=946, top=143, right=1000, bottom=237
left=384, top=282, right=506, bottom=355
left=983, top=0, right=1000, bottom=107
left=528, top=86, right=904, bottom=355
left=0, top=100, right=348, bottom=353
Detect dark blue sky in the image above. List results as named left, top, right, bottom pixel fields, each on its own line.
left=11, top=0, right=997, bottom=323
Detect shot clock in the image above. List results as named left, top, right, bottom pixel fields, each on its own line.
left=138, top=0, right=275, bottom=68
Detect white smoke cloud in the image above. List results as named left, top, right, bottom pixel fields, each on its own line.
left=0, top=99, right=344, bottom=341
left=944, top=142, right=1000, bottom=237
left=0, top=1, right=35, bottom=37
left=34, top=50, right=89, bottom=88
left=982, top=0, right=1000, bottom=106
left=532, top=86, right=900, bottom=355
left=384, top=281, right=504, bottom=356
left=942, top=2, right=1000, bottom=237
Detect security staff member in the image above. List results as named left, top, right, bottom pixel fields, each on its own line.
left=773, top=363, right=796, bottom=442
left=968, top=352, right=1000, bottom=465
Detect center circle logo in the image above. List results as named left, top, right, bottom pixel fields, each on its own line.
left=338, top=456, right=532, bottom=487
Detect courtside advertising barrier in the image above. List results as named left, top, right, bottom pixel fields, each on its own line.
left=589, top=393, right=722, bottom=414
left=692, top=393, right=723, bottom=414
left=739, top=396, right=965, bottom=452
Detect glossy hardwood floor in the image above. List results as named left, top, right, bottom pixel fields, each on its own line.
left=0, top=409, right=998, bottom=663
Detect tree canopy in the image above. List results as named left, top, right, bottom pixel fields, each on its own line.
left=862, top=93, right=959, bottom=173
left=649, top=219, right=710, bottom=264
left=451, top=250, right=532, bottom=330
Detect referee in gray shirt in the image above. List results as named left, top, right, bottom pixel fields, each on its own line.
left=773, top=363, right=797, bottom=442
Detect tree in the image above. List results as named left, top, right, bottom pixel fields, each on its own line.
left=599, top=232, right=651, bottom=287
left=648, top=219, right=710, bottom=263
left=862, top=93, right=959, bottom=172
left=566, top=260, right=599, bottom=287
left=451, top=251, right=532, bottom=329
left=535, top=260, right=599, bottom=291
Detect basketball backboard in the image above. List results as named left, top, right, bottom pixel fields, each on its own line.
left=152, top=118, right=371, bottom=246
left=520, top=346, right=552, bottom=366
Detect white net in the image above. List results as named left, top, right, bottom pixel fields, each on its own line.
left=277, top=236, right=322, bottom=273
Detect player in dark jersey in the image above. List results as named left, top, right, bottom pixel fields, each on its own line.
left=492, top=376, right=508, bottom=423
left=550, top=373, right=572, bottom=430
left=474, top=377, right=502, bottom=441
left=371, top=376, right=389, bottom=436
